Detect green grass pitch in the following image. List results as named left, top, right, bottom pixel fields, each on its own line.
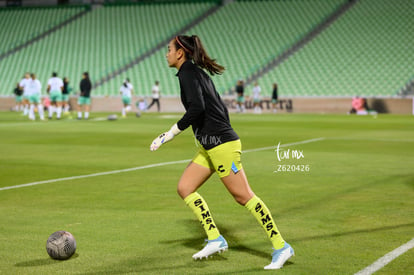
left=0, top=111, right=413, bottom=274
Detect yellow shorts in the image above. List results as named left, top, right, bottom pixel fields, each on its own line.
left=192, top=140, right=243, bottom=178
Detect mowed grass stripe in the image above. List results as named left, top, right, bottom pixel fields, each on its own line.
left=1, top=112, right=413, bottom=274
left=0, top=137, right=325, bottom=191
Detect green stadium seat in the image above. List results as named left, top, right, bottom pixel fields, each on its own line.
left=0, top=6, right=86, bottom=55
left=255, top=0, right=414, bottom=97
left=0, top=2, right=214, bottom=96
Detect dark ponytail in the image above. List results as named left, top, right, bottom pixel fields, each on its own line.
left=175, top=35, right=225, bottom=75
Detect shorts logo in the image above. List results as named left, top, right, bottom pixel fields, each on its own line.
left=217, top=165, right=225, bottom=173
left=231, top=162, right=239, bottom=174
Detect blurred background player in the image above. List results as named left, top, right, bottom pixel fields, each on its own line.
left=252, top=81, right=262, bottom=114
left=235, top=79, right=245, bottom=113
left=62, top=77, right=72, bottom=114
left=13, top=83, right=23, bottom=111
left=272, top=82, right=278, bottom=113
left=348, top=96, right=377, bottom=115
left=43, top=96, right=51, bottom=111
left=27, top=73, right=44, bottom=121
left=349, top=96, right=366, bottom=115
left=19, top=73, right=31, bottom=116
left=47, top=72, right=64, bottom=120
left=119, top=78, right=134, bottom=118
left=146, top=80, right=161, bottom=112
left=77, top=72, right=92, bottom=120
left=136, top=98, right=147, bottom=112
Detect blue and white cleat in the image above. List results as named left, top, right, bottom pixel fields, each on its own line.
left=264, top=242, right=294, bottom=270
left=192, top=235, right=228, bottom=259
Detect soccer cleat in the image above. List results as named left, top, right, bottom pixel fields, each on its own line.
left=264, top=242, right=294, bottom=270
left=192, top=235, right=228, bottom=259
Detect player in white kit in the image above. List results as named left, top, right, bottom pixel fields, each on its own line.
left=147, top=81, right=161, bottom=112
left=19, top=73, right=31, bottom=116
left=27, top=73, right=45, bottom=121
left=119, top=78, right=134, bottom=118
left=252, top=82, right=262, bottom=114
left=47, top=72, right=64, bottom=120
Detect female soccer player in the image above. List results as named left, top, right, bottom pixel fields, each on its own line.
left=119, top=78, right=134, bottom=118
left=272, top=82, right=278, bottom=113
left=77, top=72, right=92, bottom=120
left=150, top=35, right=294, bottom=270
left=27, top=73, right=45, bottom=121
left=19, top=73, right=31, bottom=116
left=235, top=79, right=245, bottom=113
left=146, top=80, right=161, bottom=112
left=46, top=72, right=64, bottom=120
left=252, top=81, right=262, bottom=114
left=62, top=77, right=72, bottom=114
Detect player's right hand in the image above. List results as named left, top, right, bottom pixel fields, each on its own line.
left=149, top=124, right=182, bottom=151
left=150, top=131, right=174, bottom=151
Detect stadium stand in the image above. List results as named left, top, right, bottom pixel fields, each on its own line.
left=401, top=78, right=414, bottom=96
left=0, top=6, right=87, bottom=56
left=97, top=0, right=346, bottom=96
left=92, top=2, right=221, bottom=96
left=0, top=0, right=412, bottom=100
left=254, top=0, right=414, bottom=97
left=0, top=2, right=215, bottom=96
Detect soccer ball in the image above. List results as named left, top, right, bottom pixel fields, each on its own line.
left=46, top=231, right=77, bottom=260
left=107, top=114, right=118, bottom=120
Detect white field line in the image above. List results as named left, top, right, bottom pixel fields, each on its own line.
left=0, top=159, right=190, bottom=191
left=354, top=238, right=414, bottom=275
left=0, top=137, right=324, bottom=191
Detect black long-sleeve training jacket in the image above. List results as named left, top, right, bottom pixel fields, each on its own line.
left=80, top=78, right=92, bottom=97
left=176, top=60, right=239, bottom=150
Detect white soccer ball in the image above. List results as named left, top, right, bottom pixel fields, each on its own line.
left=46, top=231, right=77, bottom=260
left=107, top=114, right=118, bottom=120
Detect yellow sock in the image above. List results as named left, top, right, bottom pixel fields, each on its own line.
left=184, top=192, right=220, bottom=240
left=245, top=195, right=285, bottom=249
